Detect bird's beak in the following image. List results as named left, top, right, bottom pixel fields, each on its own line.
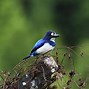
left=53, top=33, right=60, bottom=38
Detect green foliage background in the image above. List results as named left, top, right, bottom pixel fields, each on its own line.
left=0, top=0, right=89, bottom=88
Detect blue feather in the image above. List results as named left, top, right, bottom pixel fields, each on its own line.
left=23, top=31, right=59, bottom=60
left=30, top=39, right=46, bottom=56
left=23, top=39, right=46, bottom=60
left=23, top=55, right=31, bottom=60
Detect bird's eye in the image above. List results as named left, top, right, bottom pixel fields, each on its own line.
left=51, top=32, right=54, bottom=36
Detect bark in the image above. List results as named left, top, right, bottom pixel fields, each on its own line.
left=3, top=56, right=64, bottom=89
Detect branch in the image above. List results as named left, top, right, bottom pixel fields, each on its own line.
left=2, top=56, right=64, bottom=89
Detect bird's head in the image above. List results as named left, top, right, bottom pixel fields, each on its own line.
left=43, top=31, right=60, bottom=40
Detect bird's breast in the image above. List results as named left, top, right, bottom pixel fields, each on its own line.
left=36, top=43, right=54, bottom=54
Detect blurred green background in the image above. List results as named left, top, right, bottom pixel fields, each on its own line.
left=0, top=0, right=89, bottom=88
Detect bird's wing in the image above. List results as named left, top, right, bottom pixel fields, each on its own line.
left=30, top=39, right=46, bottom=54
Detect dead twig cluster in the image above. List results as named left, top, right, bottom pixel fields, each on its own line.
left=0, top=47, right=88, bottom=89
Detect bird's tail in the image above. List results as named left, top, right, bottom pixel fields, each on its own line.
left=23, top=55, right=31, bottom=60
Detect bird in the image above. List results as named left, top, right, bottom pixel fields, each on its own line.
left=23, top=31, right=60, bottom=60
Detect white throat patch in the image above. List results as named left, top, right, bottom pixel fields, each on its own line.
left=50, top=38, right=55, bottom=42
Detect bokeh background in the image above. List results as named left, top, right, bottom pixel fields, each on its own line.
left=0, top=0, right=89, bottom=88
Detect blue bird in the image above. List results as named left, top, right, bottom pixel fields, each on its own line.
left=23, top=31, right=59, bottom=60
